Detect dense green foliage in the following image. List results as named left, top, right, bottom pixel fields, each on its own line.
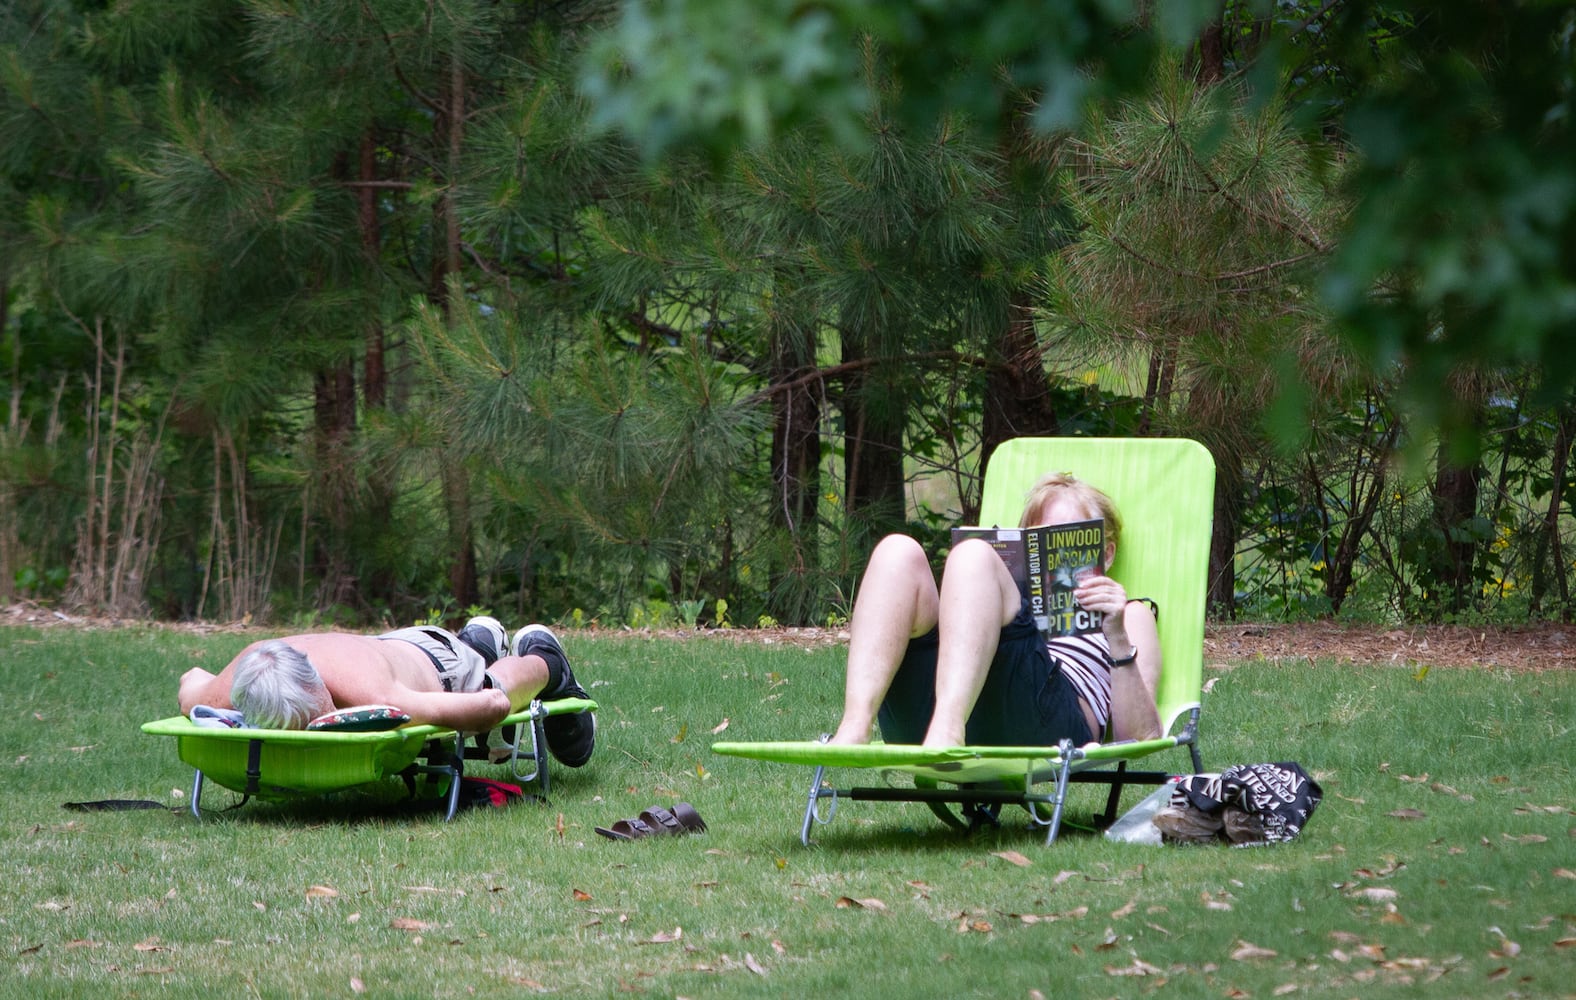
left=1, top=1, right=1572, bottom=628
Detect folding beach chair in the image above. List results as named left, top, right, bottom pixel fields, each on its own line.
left=142, top=697, right=597, bottom=821
left=713, top=436, right=1214, bottom=844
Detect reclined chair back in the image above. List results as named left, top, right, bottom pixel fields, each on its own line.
left=977, top=436, right=1216, bottom=736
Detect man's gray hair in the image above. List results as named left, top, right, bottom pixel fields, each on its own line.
left=231, top=640, right=326, bottom=729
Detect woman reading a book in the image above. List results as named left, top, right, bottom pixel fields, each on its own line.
left=828, top=472, right=1162, bottom=750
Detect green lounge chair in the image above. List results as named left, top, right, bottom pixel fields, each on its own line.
left=713, top=436, right=1214, bottom=844
left=143, top=696, right=597, bottom=820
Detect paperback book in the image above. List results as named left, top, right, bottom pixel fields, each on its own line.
left=950, top=518, right=1106, bottom=638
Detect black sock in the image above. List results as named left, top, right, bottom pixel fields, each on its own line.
left=543, top=659, right=566, bottom=698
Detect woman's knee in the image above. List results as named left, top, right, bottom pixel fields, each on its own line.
left=866, top=533, right=930, bottom=575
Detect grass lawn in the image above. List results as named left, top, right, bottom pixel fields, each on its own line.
left=1, top=624, right=1572, bottom=999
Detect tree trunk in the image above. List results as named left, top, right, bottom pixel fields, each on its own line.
left=1529, top=395, right=1574, bottom=620
left=427, top=38, right=478, bottom=609
left=1429, top=446, right=1482, bottom=613
left=312, top=362, right=358, bottom=605
left=1425, top=383, right=1486, bottom=614
left=1191, top=17, right=1225, bottom=84
left=767, top=271, right=821, bottom=621
left=841, top=331, right=906, bottom=537
left=359, top=131, right=387, bottom=410
left=1207, top=447, right=1243, bottom=618
left=980, top=289, right=1059, bottom=503
left=357, top=129, right=398, bottom=606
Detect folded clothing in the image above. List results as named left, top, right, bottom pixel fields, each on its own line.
left=190, top=705, right=248, bottom=728
left=1153, top=762, right=1323, bottom=846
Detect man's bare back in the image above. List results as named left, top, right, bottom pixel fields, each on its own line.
left=179, top=631, right=545, bottom=732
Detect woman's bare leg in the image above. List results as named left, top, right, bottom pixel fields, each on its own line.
left=920, top=539, right=1023, bottom=748
left=829, top=535, right=939, bottom=744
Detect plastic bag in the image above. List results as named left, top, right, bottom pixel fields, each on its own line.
left=1102, top=781, right=1179, bottom=845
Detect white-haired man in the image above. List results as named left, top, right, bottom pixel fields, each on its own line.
left=176, top=617, right=595, bottom=767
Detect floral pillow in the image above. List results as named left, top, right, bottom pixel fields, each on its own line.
left=305, top=704, right=412, bottom=732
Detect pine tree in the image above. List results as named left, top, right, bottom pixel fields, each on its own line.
left=1042, top=65, right=1350, bottom=614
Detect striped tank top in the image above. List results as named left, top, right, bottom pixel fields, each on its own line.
left=1045, top=631, right=1113, bottom=735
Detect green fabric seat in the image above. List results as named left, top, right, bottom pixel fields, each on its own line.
left=713, top=436, right=1215, bottom=844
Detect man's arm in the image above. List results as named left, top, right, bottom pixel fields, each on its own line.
left=340, top=682, right=514, bottom=733
left=178, top=665, right=235, bottom=715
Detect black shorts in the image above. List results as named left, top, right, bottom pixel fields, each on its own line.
left=877, top=599, right=1094, bottom=747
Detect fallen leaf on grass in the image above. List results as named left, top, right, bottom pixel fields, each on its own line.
left=744, top=952, right=766, bottom=975
left=1515, top=803, right=1570, bottom=815
left=1347, top=886, right=1399, bottom=902
left=1554, top=938, right=1576, bottom=949
left=391, top=918, right=436, bottom=932
left=1273, top=984, right=1299, bottom=996
left=65, top=940, right=101, bottom=949
left=771, top=939, right=787, bottom=955
left=1110, top=898, right=1137, bottom=920
left=711, top=718, right=730, bottom=735
left=1052, top=870, right=1079, bottom=885
left=507, top=977, right=550, bottom=991
left=1200, top=891, right=1234, bottom=911
left=305, top=885, right=338, bottom=899
left=643, top=927, right=683, bottom=944
left=955, top=915, right=993, bottom=934
left=834, top=896, right=886, bottom=911
left=1500, top=833, right=1548, bottom=844
left=572, top=889, right=592, bottom=901
left=1353, top=857, right=1406, bottom=879
left=1387, top=809, right=1427, bottom=820
left=1553, top=868, right=1575, bottom=880
left=1104, top=958, right=1163, bottom=976
left=1487, top=926, right=1520, bottom=958
left=1013, top=906, right=1088, bottom=924
left=350, top=977, right=365, bottom=994
left=991, top=850, right=1032, bottom=868
left=1230, top=940, right=1277, bottom=961
left=670, top=723, right=688, bottom=744
left=133, top=938, right=167, bottom=953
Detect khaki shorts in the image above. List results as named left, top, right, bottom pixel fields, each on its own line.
left=377, top=626, right=489, bottom=694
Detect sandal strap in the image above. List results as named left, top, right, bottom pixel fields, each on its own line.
left=638, top=807, right=684, bottom=834
left=671, top=802, right=708, bottom=833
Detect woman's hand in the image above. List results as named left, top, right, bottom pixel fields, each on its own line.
left=1072, top=572, right=1132, bottom=647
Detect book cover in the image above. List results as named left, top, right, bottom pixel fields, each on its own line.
left=950, top=518, right=1106, bottom=637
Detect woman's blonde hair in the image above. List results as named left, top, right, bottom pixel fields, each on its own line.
left=1019, top=471, right=1122, bottom=547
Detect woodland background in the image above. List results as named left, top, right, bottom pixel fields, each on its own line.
left=2, top=1, right=1573, bottom=633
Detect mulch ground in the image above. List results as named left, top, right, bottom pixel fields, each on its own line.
left=5, top=601, right=1572, bottom=672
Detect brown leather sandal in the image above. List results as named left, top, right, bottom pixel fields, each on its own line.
left=595, top=802, right=708, bottom=841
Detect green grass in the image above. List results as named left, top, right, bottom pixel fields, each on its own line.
left=2, top=625, right=1572, bottom=999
